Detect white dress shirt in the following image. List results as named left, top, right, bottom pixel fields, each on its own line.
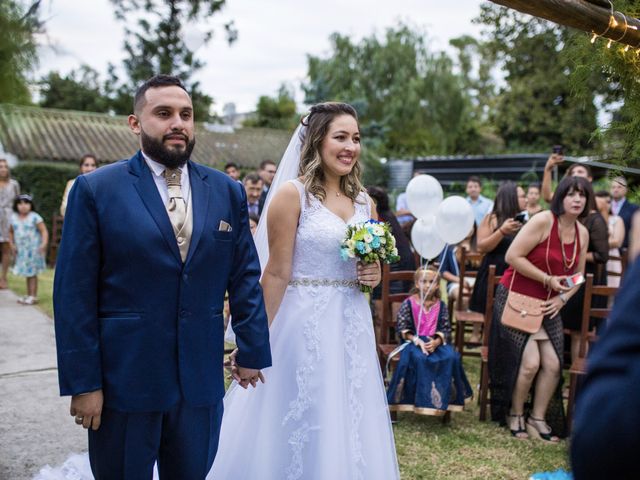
left=142, top=151, right=190, bottom=207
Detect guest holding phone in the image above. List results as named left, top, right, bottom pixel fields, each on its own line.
left=489, top=176, right=589, bottom=442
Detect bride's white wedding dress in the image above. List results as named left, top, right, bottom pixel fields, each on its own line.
left=209, top=180, right=399, bottom=480
left=34, top=180, right=399, bottom=480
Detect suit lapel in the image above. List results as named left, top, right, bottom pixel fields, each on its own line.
left=185, top=161, right=210, bottom=265
left=129, top=151, right=182, bottom=264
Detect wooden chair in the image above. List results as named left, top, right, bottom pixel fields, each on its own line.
left=566, top=273, right=618, bottom=432
left=478, top=265, right=502, bottom=421
left=451, top=247, right=484, bottom=357
left=47, top=213, right=64, bottom=267
left=606, top=248, right=628, bottom=285
left=377, top=263, right=415, bottom=378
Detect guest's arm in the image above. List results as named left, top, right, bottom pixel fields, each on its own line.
left=476, top=214, right=521, bottom=253
left=541, top=154, right=563, bottom=203
left=585, top=214, right=609, bottom=265
left=609, top=217, right=625, bottom=250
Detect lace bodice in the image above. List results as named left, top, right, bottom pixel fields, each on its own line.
left=290, top=179, right=370, bottom=281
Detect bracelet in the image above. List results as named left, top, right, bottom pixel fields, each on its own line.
left=559, top=293, right=568, bottom=304
left=412, top=336, right=420, bottom=345
left=498, top=227, right=506, bottom=235
left=542, top=274, right=550, bottom=289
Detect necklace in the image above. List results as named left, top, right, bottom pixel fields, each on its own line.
left=558, top=221, right=578, bottom=271
left=325, top=186, right=342, bottom=197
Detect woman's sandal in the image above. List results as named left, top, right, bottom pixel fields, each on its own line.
left=507, top=413, right=529, bottom=440
left=526, top=416, right=560, bottom=443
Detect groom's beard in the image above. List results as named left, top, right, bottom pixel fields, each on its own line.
left=140, top=128, right=196, bottom=169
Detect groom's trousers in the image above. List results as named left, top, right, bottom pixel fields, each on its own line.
left=88, top=399, right=223, bottom=480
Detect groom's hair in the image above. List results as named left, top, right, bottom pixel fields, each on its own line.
left=133, top=74, right=189, bottom=114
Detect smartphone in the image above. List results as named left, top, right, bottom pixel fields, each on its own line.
left=552, top=145, right=564, bottom=155
left=514, top=212, right=527, bottom=224
left=564, top=272, right=585, bottom=288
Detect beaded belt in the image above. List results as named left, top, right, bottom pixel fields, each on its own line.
left=288, top=278, right=359, bottom=288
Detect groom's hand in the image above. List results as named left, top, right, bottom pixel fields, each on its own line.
left=229, top=349, right=265, bottom=389
left=70, top=389, right=103, bottom=430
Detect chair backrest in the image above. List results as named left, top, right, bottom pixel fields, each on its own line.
left=606, top=248, right=629, bottom=282
left=482, top=265, right=503, bottom=349
left=578, top=273, right=618, bottom=359
left=47, top=213, right=64, bottom=267
left=380, top=263, right=415, bottom=344
left=455, top=246, right=484, bottom=312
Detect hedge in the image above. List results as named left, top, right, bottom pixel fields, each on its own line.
left=11, top=162, right=78, bottom=233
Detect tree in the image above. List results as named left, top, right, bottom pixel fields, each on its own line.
left=0, top=0, right=42, bottom=104
left=243, top=85, right=298, bottom=130
left=303, top=24, right=484, bottom=158
left=475, top=4, right=600, bottom=154
left=107, top=0, right=237, bottom=120
left=560, top=0, right=640, bottom=166
left=39, top=66, right=111, bottom=113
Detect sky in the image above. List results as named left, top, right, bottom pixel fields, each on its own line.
left=34, top=0, right=486, bottom=115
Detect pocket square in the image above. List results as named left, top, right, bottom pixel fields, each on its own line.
left=218, top=220, right=232, bottom=232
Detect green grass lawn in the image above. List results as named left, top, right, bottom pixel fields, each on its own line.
left=8, top=272, right=570, bottom=479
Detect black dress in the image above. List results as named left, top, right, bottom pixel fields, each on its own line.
left=562, top=212, right=609, bottom=331
left=469, top=234, right=514, bottom=314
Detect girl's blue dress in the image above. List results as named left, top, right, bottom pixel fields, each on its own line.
left=11, top=212, right=46, bottom=277
left=387, top=298, right=472, bottom=414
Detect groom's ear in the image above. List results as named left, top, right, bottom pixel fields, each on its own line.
left=128, top=114, right=141, bottom=135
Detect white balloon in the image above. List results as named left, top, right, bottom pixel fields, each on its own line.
left=411, top=214, right=446, bottom=260
left=406, top=174, right=443, bottom=219
left=435, top=196, right=475, bottom=244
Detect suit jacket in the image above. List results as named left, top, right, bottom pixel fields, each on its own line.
left=570, top=256, right=640, bottom=479
left=617, top=199, right=639, bottom=248
left=54, top=151, right=271, bottom=412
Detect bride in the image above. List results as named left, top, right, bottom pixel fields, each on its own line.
left=209, top=102, right=399, bottom=479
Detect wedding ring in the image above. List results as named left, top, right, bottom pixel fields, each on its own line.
left=75, top=416, right=84, bottom=423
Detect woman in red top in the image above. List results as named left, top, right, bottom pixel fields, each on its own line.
left=489, top=176, right=590, bottom=443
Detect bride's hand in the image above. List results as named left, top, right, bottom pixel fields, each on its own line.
left=357, top=261, right=381, bottom=289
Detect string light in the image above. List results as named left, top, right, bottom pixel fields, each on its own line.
left=588, top=1, right=640, bottom=55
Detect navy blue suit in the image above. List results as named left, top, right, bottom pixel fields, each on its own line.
left=54, top=152, right=271, bottom=478
left=617, top=199, right=639, bottom=248
left=570, top=256, right=640, bottom=479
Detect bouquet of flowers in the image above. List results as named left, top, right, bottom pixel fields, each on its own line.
left=341, top=219, right=401, bottom=293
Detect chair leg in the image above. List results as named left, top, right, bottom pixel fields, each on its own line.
left=456, top=320, right=465, bottom=356
left=479, top=362, right=489, bottom=421
left=441, top=411, right=451, bottom=424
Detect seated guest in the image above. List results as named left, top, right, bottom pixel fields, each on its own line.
left=224, top=162, right=241, bottom=182
left=387, top=267, right=472, bottom=415
left=438, top=224, right=478, bottom=311
left=489, top=176, right=590, bottom=442
left=242, top=173, right=263, bottom=218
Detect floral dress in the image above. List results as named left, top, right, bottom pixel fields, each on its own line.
left=11, top=212, right=46, bottom=277
left=0, top=179, right=20, bottom=242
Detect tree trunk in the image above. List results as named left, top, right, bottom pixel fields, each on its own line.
left=489, top=0, right=640, bottom=48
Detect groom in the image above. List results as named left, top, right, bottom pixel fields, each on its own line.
left=53, top=74, right=271, bottom=479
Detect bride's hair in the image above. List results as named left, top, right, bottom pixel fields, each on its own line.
left=298, top=102, right=364, bottom=202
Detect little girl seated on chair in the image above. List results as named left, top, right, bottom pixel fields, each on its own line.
left=386, top=267, right=472, bottom=415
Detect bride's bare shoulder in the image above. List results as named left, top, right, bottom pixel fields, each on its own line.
left=268, top=182, right=301, bottom=217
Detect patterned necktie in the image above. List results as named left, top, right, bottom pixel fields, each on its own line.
left=163, top=168, right=186, bottom=238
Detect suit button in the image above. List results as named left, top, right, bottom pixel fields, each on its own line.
left=177, top=236, right=185, bottom=244
left=180, top=309, right=187, bottom=317
left=183, top=274, right=188, bottom=281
